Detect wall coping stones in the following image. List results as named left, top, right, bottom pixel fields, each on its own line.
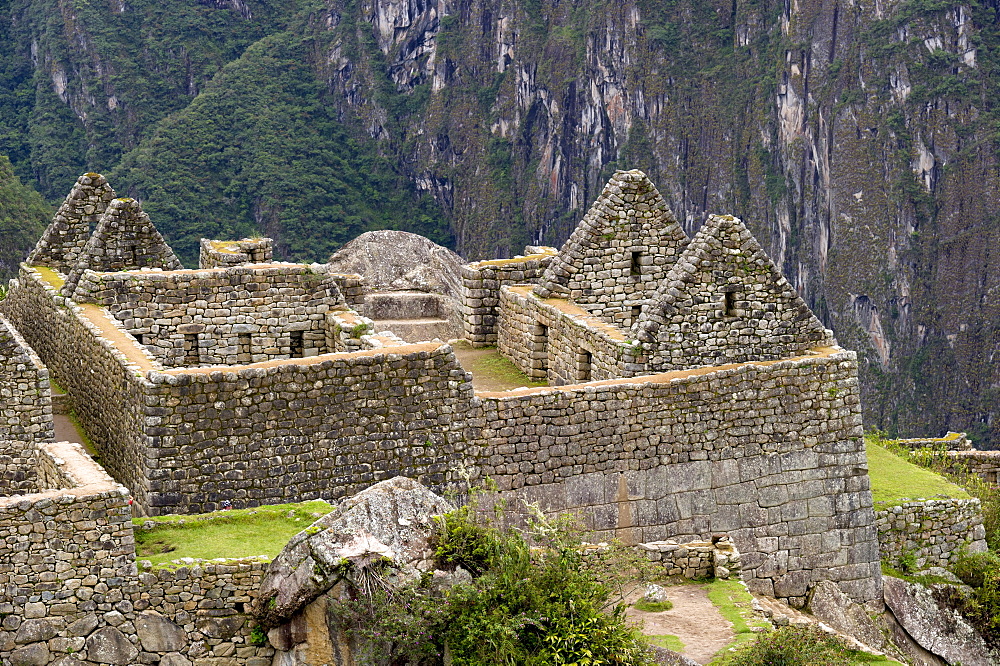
left=0, top=439, right=127, bottom=507
left=895, top=432, right=972, bottom=451
left=476, top=344, right=846, bottom=399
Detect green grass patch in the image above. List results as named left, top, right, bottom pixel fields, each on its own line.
left=67, top=410, right=100, bottom=461
left=866, top=438, right=970, bottom=508
left=471, top=351, right=547, bottom=387
left=704, top=578, right=771, bottom=663
left=134, top=500, right=334, bottom=566
left=647, top=634, right=685, bottom=652
left=634, top=598, right=673, bottom=612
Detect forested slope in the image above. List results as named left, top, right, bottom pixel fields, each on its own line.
left=0, top=0, right=996, bottom=445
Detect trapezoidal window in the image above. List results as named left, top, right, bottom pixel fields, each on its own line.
left=290, top=330, right=304, bottom=358
left=577, top=349, right=593, bottom=382
left=532, top=323, right=549, bottom=380
left=724, top=291, right=739, bottom=317
left=630, top=251, right=642, bottom=278
left=631, top=305, right=642, bottom=326
left=183, top=334, right=199, bottom=365
left=238, top=333, right=252, bottom=363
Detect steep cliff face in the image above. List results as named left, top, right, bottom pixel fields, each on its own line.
left=1, top=0, right=996, bottom=444
left=300, top=0, right=998, bottom=445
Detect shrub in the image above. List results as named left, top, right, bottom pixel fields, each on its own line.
left=330, top=501, right=659, bottom=666
left=727, top=625, right=861, bottom=666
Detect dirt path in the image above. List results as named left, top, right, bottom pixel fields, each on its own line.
left=625, top=584, right=734, bottom=665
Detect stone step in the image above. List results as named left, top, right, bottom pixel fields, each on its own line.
left=373, top=318, right=458, bottom=343
left=362, top=291, right=446, bottom=320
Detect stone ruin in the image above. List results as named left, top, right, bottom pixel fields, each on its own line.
left=0, top=169, right=991, bottom=665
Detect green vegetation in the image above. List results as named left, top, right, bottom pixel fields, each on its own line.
left=331, top=501, right=658, bottom=665
left=723, top=625, right=893, bottom=665
left=703, top=578, right=772, bottom=659
left=133, top=500, right=334, bottom=566
left=950, top=551, right=1000, bottom=647
left=468, top=350, right=548, bottom=390
left=633, top=598, right=673, bottom=612
left=0, top=154, right=50, bottom=279
left=646, top=633, right=684, bottom=652
left=865, top=435, right=970, bottom=507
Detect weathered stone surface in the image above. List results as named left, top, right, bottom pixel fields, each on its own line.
left=808, top=580, right=904, bottom=661
left=650, top=645, right=699, bottom=666
left=85, top=626, right=139, bottom=665
left=159, top=653, right=193, bottom=666
left=66, top=614, right=100, bottom=637
left=327, top=230, right=465, bottom=299
left=197, top=616, right=245, bottom=640
left=255, top=476, right=453, bottom=627
left=13, top=619, right=56, bottom=644
left=136, top=612, right=187, bottom=652
left=9, top=643, right=50, bottom=666
left=882, top=574, right=991, bottom=666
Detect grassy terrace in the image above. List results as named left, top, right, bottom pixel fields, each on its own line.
left=134, top=500, right=334, bottom=566
left=865, top=436, right=970, bottom=508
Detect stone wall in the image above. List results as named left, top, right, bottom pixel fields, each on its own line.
left=1, top=267, right=154, bottom=508
left=73, top=264, right=343, bottom=367
left=635, top=215, right=835, bottom=372
left=532, top=170, right=690, bottom=328
left=938, top=450, right=1000, bottom=484
left=470, top=349, right=882, bottom=607
left=636, top=536, right=742, bottom=580
left=135, top=559, right=273, bottom=666
left=895, top=432, right=973, bottom=451
left=497, top=286, right=633, bottom=383
left=199, top=237, right=274, bottom=269
left=142, top=343, right=473, bottom=514
left=0, top=313, right=53, bottom=443
left=460, top=250, right=555, bottom=346
left=875, top=499, right=988, bottom=569
left=0, top=438, right=36, bottom=495
left=26, top=173, right=116, bottom=272
left=0, top=440, right=137, bottom=666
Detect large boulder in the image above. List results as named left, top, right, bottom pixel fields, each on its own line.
left=253, top=476, right=454, bottom=628
left=882, top=574, right=992, bottom=665
left=327, top=230, right=464, bottom=298
left=808, top=581, right=906, bottom=662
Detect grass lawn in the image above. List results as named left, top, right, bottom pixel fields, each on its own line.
left=133, top=500, right=335, bottom=566
left=865, top=438, right=970, bottom=508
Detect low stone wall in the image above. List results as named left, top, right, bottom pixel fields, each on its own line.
left=0, top=440, right=136, bottom=666
left=937, top=450, right=1000, bottom=484
left=199, top=237, right=273, bottom=269
left=875, top=499, right=988, bottom=569
left=498, top=286, right=633, bottom=383
left=326, top=308, right=374, bottom=352
left=328, top=273, right=366, bottom=307
left=895, top=432, right=973, bottom=451
left=637, top=536, right=742, bottom=580
left=143, top=343, right=474, bottom=514
left=73, top=264, right=342, bottom=367
left=1, top=266, right=154, bottom=507
left=135, top=558, right=273, bottom=666
left=472, top=349, right=882, bottom=608
left=460, top=250, right=555, bottom=346
left=0, top=313, right=53, bottom=443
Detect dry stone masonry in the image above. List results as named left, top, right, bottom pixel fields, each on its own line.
left=0, top=314, right=52, bottom=443
left=0, top=165, right=944, bottom=644
left=199, top=237, right=274, bottom=269
left=26, top=173, right=116, bottom=272
left=875, top=499, right=988, bottom=570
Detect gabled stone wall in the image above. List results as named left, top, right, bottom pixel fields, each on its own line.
left=532, top=170, right=689, bottom=327
left=635, top=215, right=835, bottom=371
left=73, top=264, right=344, bottom=367
left=0, top=313, right=53, bottom=443
left=26, top=173, right=116, bottom=272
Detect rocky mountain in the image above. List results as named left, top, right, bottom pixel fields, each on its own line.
left=0, top=0, right=996, bottom=445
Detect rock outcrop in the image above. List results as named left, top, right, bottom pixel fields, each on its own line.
left=882, top=574, right=993, bottom=666
left=327, top=230, right=465, bottom=300
left=254, top=476, right=454, bottom=629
